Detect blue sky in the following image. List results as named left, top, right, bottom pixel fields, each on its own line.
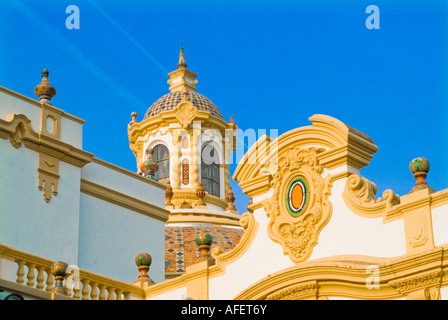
left=0, top=0, right=447, bottom=212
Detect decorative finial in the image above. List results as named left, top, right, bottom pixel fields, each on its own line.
left=134, top=253, right=155, bottom=286
left=128, top=112, right=138, bottom=127
left=229, top=115, right=235, bottom=124
left=51, top=261, right=69, bottom=296
left=195, top=232, right=214, bottom=265
left=225, top=186, right=237, bottom=212
left=181, top=90, right=189, bottom=101
left=34, top=69, right=57, bottom=104
left=178, top=44, right=187, bottom=69
left=196, top=181, right=206, bottom=207
left=165, top=179, right=174, bottom=208
left=247, top=197, right=253, bottom=213
left=140, top=149, right=158, bottom=180
left=131, top=112, right=137, bottom=122
left=409, top=157, right=435, bottom=193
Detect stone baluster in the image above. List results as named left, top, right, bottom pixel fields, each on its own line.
left=26, top=263, right=36, bottom=287
left=16, top=260, right=26, bottom=285
left=73, top=284, right=81, bottom=299
left=90, top=282, right=99, bottom=300
left=99, top=284, right=107, bottom=300
left=45, top=267, right=54, bottom=292
left=36, top=266, right=46, bottom=290
left=107, top=287, right=116, bottom=300
left=81, top=279, right=90, bottom=300
left=115, top=289, right=123, bottom=300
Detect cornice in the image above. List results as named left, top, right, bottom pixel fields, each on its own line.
left=91, top=157, right=166, bottom=189
left=80, top=179, right=170, bottom=222
left=0, top=113, right=93, bottom=167
left=128, top=106, right=231, bottom=146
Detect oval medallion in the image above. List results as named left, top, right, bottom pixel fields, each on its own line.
left=286, top=177, right=309, bottom=217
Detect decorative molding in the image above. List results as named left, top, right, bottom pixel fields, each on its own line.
left=80, top=179, right=170, bottom=222
left=9, top=122, right=25, bottom=148
left=174, top=102, right=197, bottom=129
left=234, top=246, right=448, bottom=300
left=262, top=147, right=332, bottom=264
left=0, top=113, right=94, bottom=202
left=37, top=152, right=60, bottom=202
left=166, top=213, right=241, bottom=227
left=164, top=188, right=229, bottom=211
left=0, top=113, right=93, bottom=168
left=266, top=281, right=318, bottom=300
left=388, top=270, right=444, bottom=299
left=91, top=158, right=166, bottom=189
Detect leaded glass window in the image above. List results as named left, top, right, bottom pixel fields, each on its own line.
left=151, top=144, right=169, bottom=180
left=201, top=144, right=220, bottom=197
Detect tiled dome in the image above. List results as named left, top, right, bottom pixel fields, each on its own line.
left=144, top=91, right=223, bottom=120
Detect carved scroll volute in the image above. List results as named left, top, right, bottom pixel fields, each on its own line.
left=342, top=174, right=400, bottom=218
left=262, top=147, right=331, bottom=264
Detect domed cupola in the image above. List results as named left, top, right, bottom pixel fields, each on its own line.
left=128, top=45, right=239, bottom=224
left=128, top=45, right=242, bottom=278
left=143, top=45, right=224, bottom=121
left=144, top=91, right=223, bottom=120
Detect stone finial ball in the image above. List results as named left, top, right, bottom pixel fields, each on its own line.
left=410, top=157, right=430, bottom=174
left=135, top=252, right=152, bottom=267
left=51, top=261, right=68, bottom=277
left=195, top=232, right=213, bottom=247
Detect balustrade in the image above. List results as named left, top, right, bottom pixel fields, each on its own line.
left=0, top=244, right=145, bottom=300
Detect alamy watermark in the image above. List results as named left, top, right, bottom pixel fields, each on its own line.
left=155, top=127, right=279, bottom=174
left=365, top=5, right=380, bottom=30
left=66, top=5, right=80, bottom=30
left=365, top=265, right=380, bottom=289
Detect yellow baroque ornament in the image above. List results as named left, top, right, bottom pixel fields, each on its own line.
left=262, top=147, right=332, bottom=264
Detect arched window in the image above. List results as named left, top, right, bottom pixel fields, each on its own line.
left=151, top=144, right=169, bottom=180
left=201, top=144, right=220, bottom=197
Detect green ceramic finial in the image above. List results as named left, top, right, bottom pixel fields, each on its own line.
left=409, top=157, right=435, bottom=194
left=134, top=252, right=155, bottom=285
left=195, top=232, right=214, bottom=265
left=409, top=157, right=430, bottom=175
left=195, top=232, right=213, bottom=247
left=135, top=252, right=152, bottom=267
